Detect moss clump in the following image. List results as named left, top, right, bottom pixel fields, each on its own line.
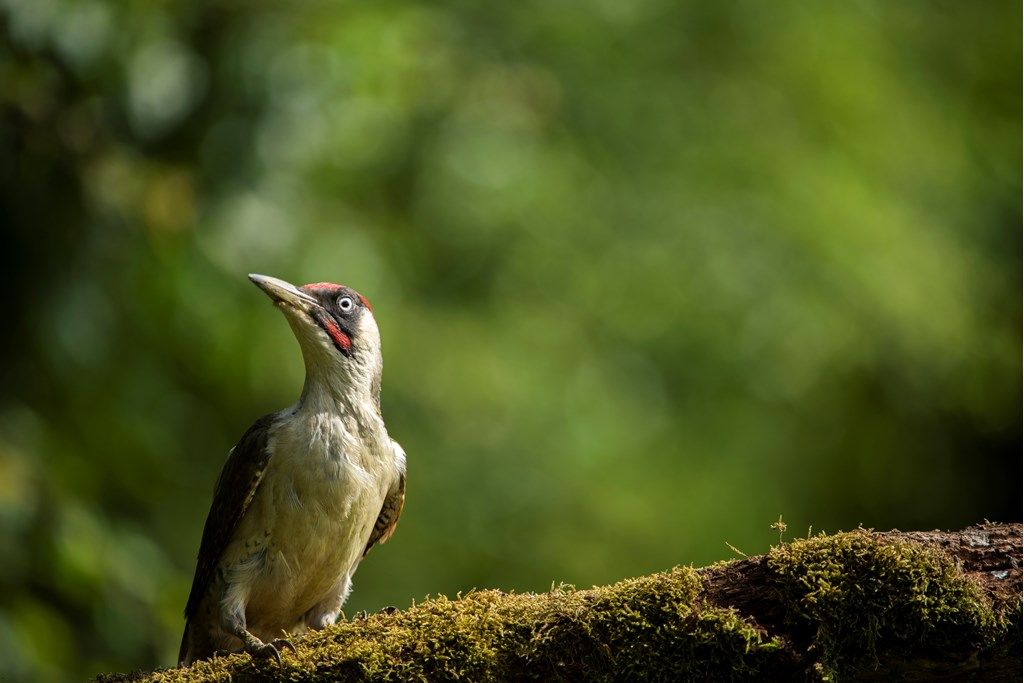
left=768, top=529, right=1001, bottom=679
left=524, top=568, right=784, bottom=681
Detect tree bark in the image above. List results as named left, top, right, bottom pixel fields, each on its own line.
left=99, top=522, right=1021, bottom=682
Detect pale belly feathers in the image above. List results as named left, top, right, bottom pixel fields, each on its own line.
left=220, top=410, right=392, bottom=633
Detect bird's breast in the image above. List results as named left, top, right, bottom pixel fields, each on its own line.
left=228, top=411, right=391, bottom=629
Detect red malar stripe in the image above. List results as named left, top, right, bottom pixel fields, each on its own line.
left=321, top=317, right=352, bottom=351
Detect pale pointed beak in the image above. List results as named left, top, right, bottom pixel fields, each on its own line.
left=248, top=273, right=319, bottom=313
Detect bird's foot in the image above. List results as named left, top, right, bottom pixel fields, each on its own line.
left=271, top=638, right=297, bottom=655
left=379, top=605, right=398, bottom=615
left=244, top=637, right=291, bottom=665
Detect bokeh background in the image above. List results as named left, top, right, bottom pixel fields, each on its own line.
left=1, top=0, right=1020, bottom=680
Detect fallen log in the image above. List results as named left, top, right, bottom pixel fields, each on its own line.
left=98, top=522, right=1021, bottom=682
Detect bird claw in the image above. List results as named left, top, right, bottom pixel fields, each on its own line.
left=354, top=610, right=368, bottom=621
left=246, top=640, right=284, bottom=665
left=379, top=605, right=398, bottom=615
left=271, top=638, right=297, bottom=654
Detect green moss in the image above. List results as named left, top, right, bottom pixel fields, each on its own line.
left=523, top=568, right=783, bottom=681
left=768, top=529, right=1003, bottom=679
left=102, top=566, right=785, bottom=682
left=98, top=528, right=1018, bottom=682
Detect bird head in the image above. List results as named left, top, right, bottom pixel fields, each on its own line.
left=248, top=273, right=382, bottom=401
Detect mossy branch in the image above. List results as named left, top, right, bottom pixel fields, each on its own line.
left=99, top=523, right=1021, bottom=682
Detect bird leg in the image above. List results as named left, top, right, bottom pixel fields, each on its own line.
left=223, top=611, right=293, bottom=665
left=240, top=630, right=291, bottom=665
left=240, top=630, right=283, bottom=665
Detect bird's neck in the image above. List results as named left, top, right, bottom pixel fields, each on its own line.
left=297, top=371, right=379, bottom=421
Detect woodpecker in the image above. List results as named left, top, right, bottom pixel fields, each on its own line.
left=178, top=274, right=406, bottom=666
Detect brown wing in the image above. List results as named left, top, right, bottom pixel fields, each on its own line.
left=183, top=412, right=278, bottom=620
left=364, top=472, right=406, bottom=556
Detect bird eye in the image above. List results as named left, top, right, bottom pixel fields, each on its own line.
left=338, top=296, right=354, bottom=312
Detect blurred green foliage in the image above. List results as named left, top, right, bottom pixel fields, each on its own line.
left=0, top=1, right=1019, bottom=680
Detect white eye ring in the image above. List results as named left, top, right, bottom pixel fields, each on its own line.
left=338, top=296, right=354, bottom=312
